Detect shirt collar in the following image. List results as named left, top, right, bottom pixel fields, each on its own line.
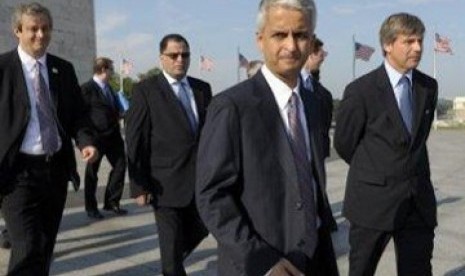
left=17, top=46, right=47, bottom=73
left=92, top=75, right=107, bottom=89
left=163, top=71, right=188, bottom=86
left=384, top=60, right=413, bottom=88
left=261, top=65, right=300, bottom=111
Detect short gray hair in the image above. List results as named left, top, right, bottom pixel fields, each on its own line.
left=379, top=12, right=425, bottom=56
left=12, top=2, right=53, bottom=32
left=256, top=0, right=317, bottom=32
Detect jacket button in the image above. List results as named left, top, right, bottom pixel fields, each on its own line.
left=295, top=202, right=303, bottom=210
left=298, top=239, right=305, bottom=247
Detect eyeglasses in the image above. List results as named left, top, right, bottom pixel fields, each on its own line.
left=163, top=52, right=191, bottom=59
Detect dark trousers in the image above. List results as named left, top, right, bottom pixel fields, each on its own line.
left=84, top=131, right=126, bottom=211
left=2, top=153, right=68, bottom=275
left=154, top=200, right=209, bottom=276
left=348, top=205, right=435, bottom=276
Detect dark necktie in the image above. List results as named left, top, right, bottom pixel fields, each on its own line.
left=305, top=75, right=314, bottom=92
left=177, top=82, right=197, bottom=134
left=399, top=76, right=413, bottom=134
left=103, top=84, right=116, bottom=109
left=287, top=92, right=318, bottom=257
left=35, top=62, right=59, bottom=154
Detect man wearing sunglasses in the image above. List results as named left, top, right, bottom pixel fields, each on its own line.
left=125, top=33, right=211, bottom=276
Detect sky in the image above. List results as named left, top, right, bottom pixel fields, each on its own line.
left=95, top=0, right=464, bottom=99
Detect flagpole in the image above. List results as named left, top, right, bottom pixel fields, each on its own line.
left=352, top=34, right=356, bottom=80
left=237, top=46, right=241, bottom=83
left=119, top=53, right=123, bottom=93
left=433, top=33, right=438, bottom=130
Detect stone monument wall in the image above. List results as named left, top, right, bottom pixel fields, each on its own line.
left=0, top=0, right=96, bottom=83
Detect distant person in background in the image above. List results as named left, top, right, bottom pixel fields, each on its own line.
left=0, top=2, right=98, bottom=274
left=126, top=33, right=211, bottom=276
left=334, top=13, right=438, bottom=276
left=301, top=35, right=338, bottom=232
left=246, top=60, right=264, bottom=78
left=301, top=35, right=333, bottom=158
left=196, top=0, right=339, bottom=275
left=81, top=57, right=127, bottom=219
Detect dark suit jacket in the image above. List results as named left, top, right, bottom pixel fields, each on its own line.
left=334, top=65, right=438, bottom=231
left=0, top=50, right=95, bottom=192
left=313, top=80, right=333, bottom=158
left=126, top=73, right=212, bottom=208
left=81, top=79, right=121, bottom=139
left=196, top=71, right=336, bottom=275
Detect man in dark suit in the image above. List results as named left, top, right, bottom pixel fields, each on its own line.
left=301, top=36, right=338, bottom=233
left=196, top=0, right=339, bottom=275
left=125, top=33, right=211, bottom=276
left=301, top=35, right=333, bottom=158
left=334, top=13, right=438, bottom=276
left=0, top=2, right=98, bottom=274
left=81, top=57, right=127, bottom=219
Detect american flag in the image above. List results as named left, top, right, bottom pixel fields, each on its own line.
left=354, top=42, right=375, bottom=61
left=238, top=53, right=249, bottom=68
left=120, top=58, right=133, bottom=75
left=435, top=33, right=453, bottom=55
left=200, top=55, right=214, bottom=71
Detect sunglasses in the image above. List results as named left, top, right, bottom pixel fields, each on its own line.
left=163, top=52, right=191, bottom=59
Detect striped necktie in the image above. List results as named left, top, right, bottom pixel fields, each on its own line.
left=287, top=92, right=318, bottom=257
left=35, top=61, right=59, bottom=154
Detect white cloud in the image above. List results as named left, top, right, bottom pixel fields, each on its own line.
left=96, top=11, right=128, bottom=35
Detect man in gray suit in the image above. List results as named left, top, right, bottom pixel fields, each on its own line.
left=196, top=0, right=338, bottom=275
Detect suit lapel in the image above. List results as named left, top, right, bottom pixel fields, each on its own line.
left=11, top=51, right=30, bottom=109
left=158, top=74, right=193, bottom=135
left=46, top=56, right=60, bottom=108
left=410, top=70, right=428, bottom=143
left=376, top=66, right=411, bottom=140
left=253, top=72, right=300, bottom=192
left=300, top=86, right=327, bottom=195
left=188, top=78, right=206, bottom=126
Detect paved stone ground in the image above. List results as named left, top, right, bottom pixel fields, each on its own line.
left=1, top=130, right=464, bottom=275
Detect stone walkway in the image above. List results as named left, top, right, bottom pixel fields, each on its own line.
left=1, top=130, right=464, bottom=275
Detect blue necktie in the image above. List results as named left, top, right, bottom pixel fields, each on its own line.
left=35, top=62, right=59, bottom=154
left=399, top=76, right=413, bottom=134
left=305, top=75, right=314, bottom=92
left=103, top=85, right=116, bottom=108
left=288, top=92, right=318, bottom=257
left=177, top=82, right=197, bottom=134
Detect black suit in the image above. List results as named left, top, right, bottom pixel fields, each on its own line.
left=313, top=81, right=333, bottom=158
left=125, top=73, right=211, bottom=275
left=196, top=71, right=338, bottom=276
left=0, top=50, right=95, bottom=274
left=81, top=79, right=126, bottom=211
left=334, top=65, right=438, bottom=275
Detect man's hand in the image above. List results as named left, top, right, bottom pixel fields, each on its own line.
left=81, top=146, right=98, bottom=163
left=268, top=258, right=303, bottom=276
left=135, top=194, right=151, bottom=206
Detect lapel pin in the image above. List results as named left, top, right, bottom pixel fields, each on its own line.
left=52, top=67, right=59, bottom=74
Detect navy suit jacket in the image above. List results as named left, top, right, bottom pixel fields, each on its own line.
left=81, top=79, right=121, bottom=139
left=196, top=71, right=335, bottom=275
left=334, top=65, right=438, bottom=230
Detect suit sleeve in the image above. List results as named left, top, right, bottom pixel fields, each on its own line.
left=334, top=83, right=366, bottom=164
left=196, top=95, right=281, bottom=275
left=66, top=64, right=95, bottom=149
left=125, top=84, right=152, bottom=197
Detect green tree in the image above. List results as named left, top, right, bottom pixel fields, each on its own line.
left=137, top=67, right=162, bottom=81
